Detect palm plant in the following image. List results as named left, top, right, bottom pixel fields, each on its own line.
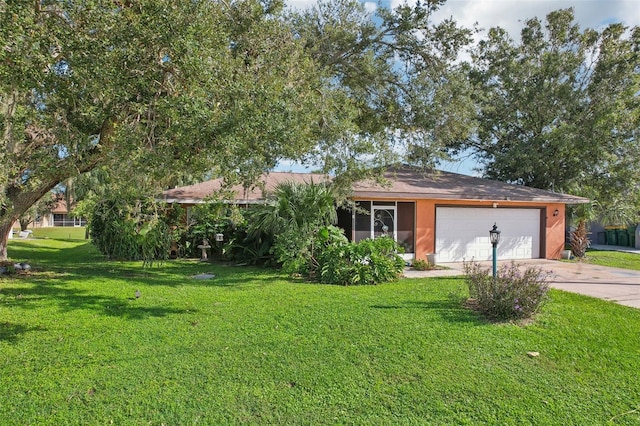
left=248, top=180, right=338, bottom=237
left=247, top=180, right=339, bottom=273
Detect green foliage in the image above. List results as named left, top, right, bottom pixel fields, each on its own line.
left=0, top=0, right=322, bottom=260
left=464, top=261, right=551, bottom=320
left=411, top=258, right=433, bottom=271
left=465, top=8, right=640, bottom=217
left=89, top=195, right=183, bottom=266
left=317, top=231, right=406, bottom=285
left=244, top=182, right=404, bottom=284
left=222, top=228, right=275, bottom=266
left=290, top=0, right=475, bottom=176
left=248, top=180, right=338, bottom=273
left=183, top=200, right=245, bottom=259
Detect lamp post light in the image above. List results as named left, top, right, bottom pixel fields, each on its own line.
left=489, top=223, right=501, bottom=279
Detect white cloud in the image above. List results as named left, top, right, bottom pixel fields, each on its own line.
left=363, top=1, right=378, bottom=13
left=407, top=0, right=640, bottom=39
left=288, top=0, right=640, bottom=36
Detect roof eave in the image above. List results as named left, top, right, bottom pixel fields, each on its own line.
left=351, top=191, right=589, bottom=204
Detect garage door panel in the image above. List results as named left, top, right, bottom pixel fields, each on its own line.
left=435, top=207, right=540, bottom=262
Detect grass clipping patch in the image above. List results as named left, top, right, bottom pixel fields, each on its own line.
left=463, top=261, right=551, bottom=322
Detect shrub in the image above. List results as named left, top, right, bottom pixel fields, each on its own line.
left=463, top=261, right=551, bottom=320
left=412, top=258, right=432, bottom=271
left=184, top=200, right=245, bottom=260
left=317, top=231, right=405, bottom=285
left=89, top=196, right=183, bottom=266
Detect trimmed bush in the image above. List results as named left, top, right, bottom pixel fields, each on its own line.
left=412, top=258, right=433, bottom=271
left=463, top=261, right=551, bottom=320
left=316, top=230, right=405, bottom=285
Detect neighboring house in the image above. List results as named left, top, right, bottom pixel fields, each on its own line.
left=161, top=167, right=589, bottom=262
left=34, top=198, right=87, bottom=228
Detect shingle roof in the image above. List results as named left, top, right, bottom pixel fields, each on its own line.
left=161, top=167, right=589, bottom=205
left=351, top=167, right=590, bottom=204
left=161, top=172, right=330, bottom=204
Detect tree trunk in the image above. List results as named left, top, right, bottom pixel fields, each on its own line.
left=19, top=218, right=30, bottom=232
left=570, top=220, right=589, bottom=258
left=0, top=184, right=60, bottom=261
left=0, top=117, right=113, bottom=261
left=0, top=219, right=18, bottom=261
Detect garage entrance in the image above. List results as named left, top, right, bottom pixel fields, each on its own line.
left=435, top=207, right=542, bottom=262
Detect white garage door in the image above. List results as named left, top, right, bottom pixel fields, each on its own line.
left=435, top=207, right=541, bottom=262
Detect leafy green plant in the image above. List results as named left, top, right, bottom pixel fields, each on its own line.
left=247, top=181, right=338, bottom=272
left=317, top=232, right=405, bottom=285
left=184, top=200, right=245, bottom=260
left=222, top=227, right=275, bottom=266
left=89, top=195, right=183, bottom=266
left=412, top=258, right=433, bottom=271
left=463, top=261, right=551, bottom=320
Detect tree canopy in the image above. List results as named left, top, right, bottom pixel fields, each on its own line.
left=291, top=0, right=474, bottom=177
left=462, top=8, right=640, bottom=222
left=0, top=0, right=475, bottom=260
left=0, top=0, right=321, bottom=259
left=3, top=2, right=637, bottom=262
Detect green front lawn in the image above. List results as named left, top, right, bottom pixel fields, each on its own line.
left=14, top=226, right=87, bottom=241
left=582, top=248, right=640, bottom=271
left=1, top=239, right=639, bottom=424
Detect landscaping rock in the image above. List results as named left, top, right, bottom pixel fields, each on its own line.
left=192, top=273, right=216, bottom=280
left=21, top=263, right=31, bottom=271
left=527, top=351, right=540, bottom=358
left=13, top=263, right=23, bottom=271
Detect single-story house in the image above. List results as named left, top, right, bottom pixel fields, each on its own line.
left=161, top=166, right=589, bottom=262
left=34, top=198, right=87, bottom=228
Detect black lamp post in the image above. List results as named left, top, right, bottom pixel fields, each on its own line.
left=489, top=223, right=501, bottom=278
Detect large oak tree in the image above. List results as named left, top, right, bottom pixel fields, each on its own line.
left=1, top=0, right=475, bottom=261
left=291, top=0, right=475, bottom=178
left=0, top=0, right=320, bottom=260
left=463, top=8, right=640, bottom=222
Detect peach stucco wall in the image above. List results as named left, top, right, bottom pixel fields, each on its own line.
left=418, top=200, right=565, bottom=261
left=359, top=198, right=566, bottom=261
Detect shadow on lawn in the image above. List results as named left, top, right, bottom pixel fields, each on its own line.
left=10, top=240, right=278, bottom=289
left=371, top=299, right=480, bottom=324
left=1, top=282, right=197, bottom=320
left=0, top=322, right=48, bottom=343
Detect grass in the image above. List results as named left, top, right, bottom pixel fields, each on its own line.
left=579, top=248, right=640, bottom=271
left=14, top=226, right=87, bottom=241
left=1, top=238, right=640, bottom=424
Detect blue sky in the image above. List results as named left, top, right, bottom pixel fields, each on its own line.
left=277, top=0, right=640, bottom=175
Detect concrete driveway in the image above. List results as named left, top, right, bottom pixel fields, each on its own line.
left=436, top=259, right=640, bottom=309
left=530, top=260, right=640, bottom=309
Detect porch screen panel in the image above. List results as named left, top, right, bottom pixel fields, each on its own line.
left=336, top=207, right=353, bottom=241
left=397, top=202, right=415, bottom=253
left=354, top=201, right=371, bottom=242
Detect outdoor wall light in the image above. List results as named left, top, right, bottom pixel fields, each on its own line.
left=553, top=208, right=560, bottom=217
